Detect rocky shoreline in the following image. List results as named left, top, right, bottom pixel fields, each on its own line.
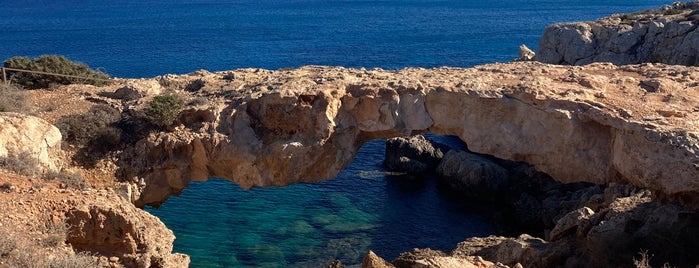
left=378, top=134, right=699, bottom=267
left=2, top=2, right=699, bottom=268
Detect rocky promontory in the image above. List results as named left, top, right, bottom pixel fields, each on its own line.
left=102, top=62, right=699, bottom=212
left=536, top=2, right=699, bottom=65
left=3, top=59, right=699, bottom=267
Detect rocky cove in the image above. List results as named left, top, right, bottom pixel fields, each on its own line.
left=2, top=2, right=699, bottom=268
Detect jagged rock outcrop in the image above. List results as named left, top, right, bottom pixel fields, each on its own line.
left=110, top=62, right=699, bottom=210
left=447, top=188, right=699, bottom=268
left=372, top=187, right=699, bottom=268
left=535, top=2, right=699, bottom=66
left=65, top=190, right=190, bottom=268
left=0, top=112, right=62, bottom=174
left=384, top=135, right=444, bottom=173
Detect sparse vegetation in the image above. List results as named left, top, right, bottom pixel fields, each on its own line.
left=633, top=250, right=674, bottom=268
left=0, top=83, right=28, bottom=113
left=145, top=94, right=183, bottom=127
left=0, top=150, right=86, bottom=189
left=3, top=55, right=110, bottom=89
left=43, top=170, right=87, bottom=190
left=0, top=151, right=42, bottom=178
left=185, top=78, right=205, bottom=92
left=0, top=182, right=13, bottom=193
left=222, top=72, right=235, bottom=81
left=0, top=229, right=97, bottom=268
left=57, top=104, right=122, bottom=146
left=41, top=222, right=67, bottom=248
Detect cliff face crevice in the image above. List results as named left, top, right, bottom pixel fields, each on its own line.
left=112, top=62, right=699, bottom=210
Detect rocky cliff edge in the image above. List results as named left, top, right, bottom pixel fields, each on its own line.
left=100, top=61, right=699, bottom=210
left=535, top=1, right=699, bottom=66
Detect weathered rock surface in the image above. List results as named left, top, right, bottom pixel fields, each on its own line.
left=65, top=190, right=190, bottom=268
left=0, top=112, right=62, bottom=174
left=362, top=250, right=394, bottom=268
left=107, top=62, right=699, bottom=210
left=448, top=189, right=699, bottom=268
left=391, top=248, right=507, bottom=268
left=436, top=150, right=509, bottom=196
left=536, top=2, right=699, bottom=66
left=384, top=135, right=444, bottom=173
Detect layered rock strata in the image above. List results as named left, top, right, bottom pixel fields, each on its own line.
left=111, top=62, right=699, bottom=211
left=535, top=2, right=699, bottom=66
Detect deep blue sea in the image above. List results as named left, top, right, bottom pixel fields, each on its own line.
left=1, top=0, right=674, bottom=267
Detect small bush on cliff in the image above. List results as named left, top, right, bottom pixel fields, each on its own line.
left=145, top=94, right=183, bottom=128
left=3, top=55, right=110, bottom=89
left=58, top=104, right=122, bottom=145
left=0, top=83, right=28, bottom=113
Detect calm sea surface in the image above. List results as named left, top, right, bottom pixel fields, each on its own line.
left=1, top=0, right=673, bottom=266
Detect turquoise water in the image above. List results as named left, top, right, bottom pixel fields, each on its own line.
left=147, top=139, right=494, bottom=266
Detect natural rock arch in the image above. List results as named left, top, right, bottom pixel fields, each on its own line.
left=115, top=62, right=699, bottom=209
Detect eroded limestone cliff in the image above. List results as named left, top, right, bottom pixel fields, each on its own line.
left=535, top=2, right=699, bottom=66
left=104, top=62, right=699, bottom=210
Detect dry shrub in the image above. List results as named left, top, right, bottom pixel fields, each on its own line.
left=0, top=83, right=28, bottom=113
left=0, top=151, right=41, bottom=178
left=0, top=225, right=97, bottom=268
left=57, top=104, right=122, bottom=146
left=41, top=222, right=67, bottom=248
left=43, top=170, right=86, bottom=190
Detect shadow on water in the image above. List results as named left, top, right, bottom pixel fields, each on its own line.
left=146, top=138, right=496, bottom=267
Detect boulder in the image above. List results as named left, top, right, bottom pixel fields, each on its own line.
left=516, top=44, right=536, bottom=61
left=0, top=112, right=62, bottom=175
left=384, top=135, right=444, bottom=173
left=112, top=79, right=163, bottom=101
left=362, top=250, right=394, bottom=268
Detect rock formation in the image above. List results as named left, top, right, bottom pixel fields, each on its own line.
left=383, top=135, right=444, bottom=173
left=65, top=191, right=190, bottom=267
left=535, top=2, right=699, bottom=66
left=0, top=112, right=62, bottom=174
left=108, top=62, right=699, bottom=211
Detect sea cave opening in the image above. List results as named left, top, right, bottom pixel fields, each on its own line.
left=144, top=133, right=522, bottom=267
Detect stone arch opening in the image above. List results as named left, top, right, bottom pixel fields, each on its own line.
left=144, top=136, right=498, bottom=266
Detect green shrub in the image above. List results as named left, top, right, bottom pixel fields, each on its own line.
left=146, top=94, right=183, bottom=127
left=0, top=83, right=28, bottom=113
left=3, top=55, right=110, bottom=89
